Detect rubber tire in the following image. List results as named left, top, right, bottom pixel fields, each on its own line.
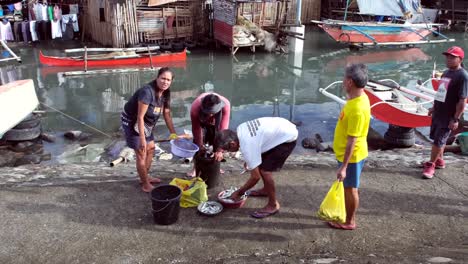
left=13, top=118, right=41, bottom=129
left=385, top=129, right=415, bottom=140
left=384, top=132, right=415, bottom=148
left=388, top=124, right=414, bottom=134
left=172, top=40, right=184, bottom=51
left=3, top=126, right=41, bottom=141
left=184, top=40, right=196, bottom=48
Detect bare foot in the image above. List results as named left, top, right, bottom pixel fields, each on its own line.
left=261, top=201, right=280, bottom=213
left=141, top=183, right=154, bottom=193
left=148, top=177, right=161, bottom=184
left=186, top=168, right=196, bottom=178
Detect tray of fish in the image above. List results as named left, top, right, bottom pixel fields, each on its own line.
left=218, top=187, right=247, bottom=204
left=197, top=201, right=223, bottom=216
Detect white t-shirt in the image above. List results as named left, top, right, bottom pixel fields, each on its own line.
left=237, top=117, right=298, bottom=170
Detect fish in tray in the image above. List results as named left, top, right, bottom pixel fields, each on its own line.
left=218, top=187, right=247, bottom=203
left=198, top=201, right=223, bottom=215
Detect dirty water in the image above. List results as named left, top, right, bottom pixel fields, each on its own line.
left=0, top=27, right=467, bottom=164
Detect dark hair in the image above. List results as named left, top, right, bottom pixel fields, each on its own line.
left=157, top=67, right=174, bottom=80
left=214, top=130, right=238, bottom=151
left=345, top=63, right=368, bottom=88
left=201, top=94, right=221, bottom=110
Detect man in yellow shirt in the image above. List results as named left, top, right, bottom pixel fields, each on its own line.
left=329, top=64, right=371, bottom=230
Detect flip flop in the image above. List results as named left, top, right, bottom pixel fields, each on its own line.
left=250, top=210, right=279, bottom=219
left=246, top=189, right=268, bottom=197
left=327, top=221, right=356, bottom=230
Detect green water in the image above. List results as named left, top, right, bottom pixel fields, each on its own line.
left=1, top=27, right=467, bottom=160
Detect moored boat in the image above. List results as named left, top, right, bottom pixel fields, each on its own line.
left=0, top=79, right=39, bottom=138
left=319, top=79, right=433, bottom=128
left=39, top=48, right=187, bottom=67
left=312, top=0, right=454, bottom=47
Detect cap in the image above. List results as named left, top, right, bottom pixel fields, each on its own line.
left=442, top=46, right=464, bottom=60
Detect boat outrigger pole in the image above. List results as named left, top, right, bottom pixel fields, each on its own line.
left=344, top=0, right=350, bottom=21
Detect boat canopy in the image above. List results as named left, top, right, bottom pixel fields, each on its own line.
left=356, top=0, right=421, bottom=17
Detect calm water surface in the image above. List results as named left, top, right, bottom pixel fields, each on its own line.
left=2, top=27, right=467, bottom=162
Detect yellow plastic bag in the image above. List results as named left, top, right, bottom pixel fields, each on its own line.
left=169, top=177, right=208, bottom=208
left=317, top=180, right=346, bottom=223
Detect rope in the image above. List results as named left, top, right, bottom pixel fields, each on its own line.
left=40, top=102, right=112, bottom=138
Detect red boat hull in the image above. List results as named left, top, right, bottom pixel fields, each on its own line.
left=364, top=89, right=432, bottom=128
left=39, top=49, right=187, bottom=67
left=320, top=24, right=432, bottom=44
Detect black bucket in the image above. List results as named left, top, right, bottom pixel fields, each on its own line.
left=195, top=153, right=220, bottom=189
left=150, top=184, right=182, bottom=225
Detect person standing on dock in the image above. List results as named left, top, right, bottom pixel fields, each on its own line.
left=328, top=63, right=371, bottom=230
left=423, top=46, right=468, bottom=179
left=187, top=93, right=231, bottom=177
left=121, top=67, right=178, bottom=192
left=215, top=117, right=298, bottom=218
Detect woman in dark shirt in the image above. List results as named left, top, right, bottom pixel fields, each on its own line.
left=121, top=67, right=177, bottom=192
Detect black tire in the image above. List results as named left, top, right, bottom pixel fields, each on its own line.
left=384, top=132, right=415, bottom=148
left=184, top=40, right=196, bottom=48
left=3, top=126, right=41, bottom=141
left=388, top=124, right=414, bottom=134
left=172, top=40, right=184, bottom=51
left=160, top=42, right=172, bottom=50
left=13, top=114, right=41, bottom=129
left=385, top=129, right=415, bottom=140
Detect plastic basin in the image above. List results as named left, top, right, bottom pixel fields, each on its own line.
left=170, top=139, right=199, bottom=158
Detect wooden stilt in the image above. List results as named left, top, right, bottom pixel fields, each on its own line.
left=148, top=46, right=154, bottom=69
left=84, top=46, right=88, bottom=72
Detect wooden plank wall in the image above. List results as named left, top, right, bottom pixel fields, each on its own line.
left=137, top=2, right=197, bottom=43
left=286, top=0, right=321, bottom=24
left=85, top=0, right=139, bottom=47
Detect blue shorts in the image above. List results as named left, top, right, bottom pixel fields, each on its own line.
left=121, top=113, right=154, bottom=149
left=337, top=159, right=366, bottom=188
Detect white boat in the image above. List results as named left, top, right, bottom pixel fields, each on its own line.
left=0, top=79, right=39, bottom=138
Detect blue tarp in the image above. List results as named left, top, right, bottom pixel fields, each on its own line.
left=357, top=0, right=421, bottom=17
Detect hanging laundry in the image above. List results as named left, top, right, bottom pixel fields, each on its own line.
left=0, top=20, right=14, bottom=41
left=28, top=2, right=35, bottom=20
left=0, top=9, right=3, bottom=17
left=41, top=3, right=48, bottom=21
left=29, top=21, right=38, bottom=42
left=51, top=19, right=62, bottom=39
left=21, top=21, right=31, bottom=43
left=33, top=3, right=43, bottom=21
left=13, top=21, right=22, bottom=42
left=61, top=14, right=79, bottom=32
left=69, top=4, right=78, bottom=15
left=54, top=5, right=62, bottom=20
left=7, top=4, right=14, bottom=14
left=14, top=2, right=22, bottom=11
left=48, top=5, right=53, bottom=21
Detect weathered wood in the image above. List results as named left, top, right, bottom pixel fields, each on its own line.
left=65, top=46, right=160, bottom=53
left=63, top=67, right=160, bottom=77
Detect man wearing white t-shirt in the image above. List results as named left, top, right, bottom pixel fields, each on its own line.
left=214, top=117, right=298, bottom=218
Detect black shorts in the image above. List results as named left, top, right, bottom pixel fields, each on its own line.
left=430, top=122, right=451, bottom=147
left=259, top=141, right=296, bottom=172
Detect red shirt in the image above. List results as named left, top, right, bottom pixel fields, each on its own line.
left=190, top=93, right=231, bottom=147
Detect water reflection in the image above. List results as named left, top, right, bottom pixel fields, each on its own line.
left=0, top=29, right=466, bottom=160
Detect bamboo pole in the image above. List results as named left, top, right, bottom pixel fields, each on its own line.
left=175, top=6, right=178, bottom=38
left=84, top=46, right=88, bottom=72
left=147, top=46, right=154, bottom=69
left=123, top=3, right=129, bottom=46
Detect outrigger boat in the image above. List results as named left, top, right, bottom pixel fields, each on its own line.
left=0, top=79, right=39, bottom=138
left=312, top=0, right=455, bottom=48
left=39, top=46, right=187, bottom=67
left=319, top=79, right=433, bottom=128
